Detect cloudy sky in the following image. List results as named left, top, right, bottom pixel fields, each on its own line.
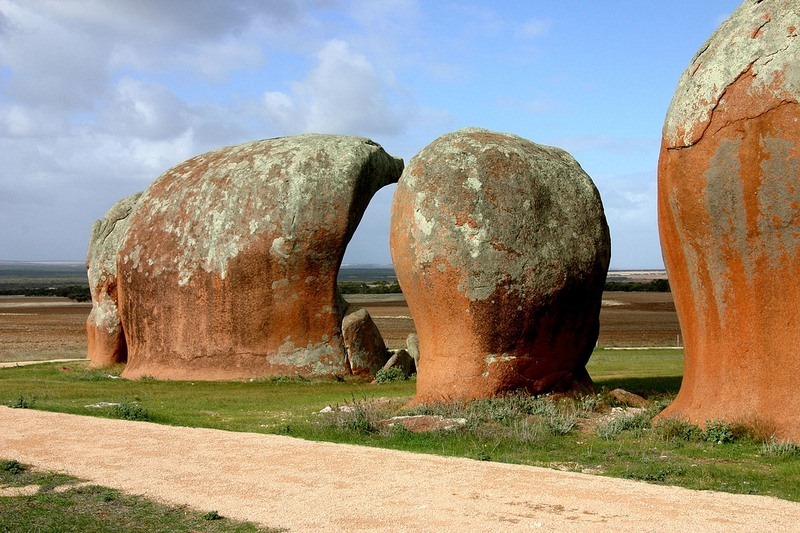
left=0, top=0, right=742, bottom=268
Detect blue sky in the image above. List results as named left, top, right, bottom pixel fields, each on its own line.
left=0, top=0, right=742, bottom=268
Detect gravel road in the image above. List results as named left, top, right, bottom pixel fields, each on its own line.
left=1, top=407, right=798, bottom=532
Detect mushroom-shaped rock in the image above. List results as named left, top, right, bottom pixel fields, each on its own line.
left=390, top=128, right=610, bottom=404
left=658, top=0, right=800, bottom=440
left=117, top=134, right=403, bottom=380
left=86, top=192, right=141, bottom=367
left=342, top=307, right=389, bottom=377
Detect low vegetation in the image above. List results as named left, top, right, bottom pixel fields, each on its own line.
left=0, top=458, right=279, bottom=532
left=1, top=350, right=798, bottom=503
left=603, top=279, right=670, bottom=292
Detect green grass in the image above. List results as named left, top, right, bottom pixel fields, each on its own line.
left=0, top=460, right=280, bottom=532
left=1, top=349, right=799, bottom=504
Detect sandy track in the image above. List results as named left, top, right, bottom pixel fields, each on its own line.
left=1, top=408, right=798, bottom=531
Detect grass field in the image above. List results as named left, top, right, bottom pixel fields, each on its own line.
left=2, top=350, right=799, bottom=503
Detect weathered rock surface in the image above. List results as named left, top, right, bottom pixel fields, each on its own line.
left=390, top=127, right=610, bottom=404
left=382, top=348, right=415, bottom=377
left=342, top=307, right=389, bottom=377
left=406, top=333, right=420, bottom=370
left=116, top=134, right=402, bottom=380
left=86, top=192, right=141, bottom=367
left=658, top=0, right=800, bottom=440
left=608, top=389, right=649, bottom=409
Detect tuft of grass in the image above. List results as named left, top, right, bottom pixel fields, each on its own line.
left=324, top=397, right=383, bottom=435
left=596, top=411, right=651, bottom=440
left=1, top=459, right=25, bottom=474
left=204, top=510, right=223, bottom=521
left=652, top=417, right=702, bottom=443
left=761, top=437, right=800, bottom=459
left=8, top=394, right=33, bottom=408
left=109, top=401, right=150, bottom=421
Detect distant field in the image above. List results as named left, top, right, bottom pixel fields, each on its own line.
left=0, top=262, right=397, bottom=288
left=0, top=262, right=87, bottom=289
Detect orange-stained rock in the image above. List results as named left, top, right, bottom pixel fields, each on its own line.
left=658, top=0, right=800, bottom=440
left=390, top=128, right=610, bottom=404
left=86, top=192, right=141, bottom=367
left=116, top=135, right=402, bottom=380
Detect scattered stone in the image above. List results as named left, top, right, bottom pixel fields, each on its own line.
left=382, top=349, right=415, bottom=377
left=658, top=0, right=800, bottom=441
left=318, top=405, right=355, bottom=414
left=391, top=127, right=610, bottom=404
left=85, top=192, right=141, bottom=367
left=85, top=402, right=121, bottom=408
left=608, top=389, right=649, bottom=408
left=342, top=307, right=389, bottom=377
left=114, top=135, right=402, bottom=380
left=379, top=415, right=467, bottom=433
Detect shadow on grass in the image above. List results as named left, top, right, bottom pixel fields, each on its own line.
left=593, top=375, right=682, bottom=395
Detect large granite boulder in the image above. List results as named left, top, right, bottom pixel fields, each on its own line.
left=658, top=0, right=800, bottom=440
left=115, top=134, right=402, bottom=380
left=341, top=307, right=389, bottom=377
left=86, top=192, right=141, bottom=367
left=390, top=128, right=610, bottom=404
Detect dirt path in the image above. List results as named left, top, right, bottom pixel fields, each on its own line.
left=2, top=408, right=798, bottom=531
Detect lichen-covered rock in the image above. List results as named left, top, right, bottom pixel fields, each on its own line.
left=658, top=0, right=800, bottom=440
left=117, top=134, right=403, bottom=380
left=390, top=127, right=610, bottom=404
left=86, top=192, right=141, bottom=367
left=382, top=348, right=415, bottom=377
left=342, top=307, right=389, bottom=377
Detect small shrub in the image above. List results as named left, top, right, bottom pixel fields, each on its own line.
left=760, top=436, right=800, bottom=458
left=704, top=419, right=735, bottom=444
left=327, top=398, right=381, bottom=435
left=476, top=450, right=491, bottom=461
left=578, top=394, right=602, bottom=415
left=512, top=418, right=544, bottom=444
left=110, top=402, right=150, bottom=421
left=375, top=367, right=407, bottom=384
left=203, top=510, right=223, bottom=521
left=8, top=395, right=32, bottom=409
left=597, top=411, right=652, bottom=440
left=1, top=459, right=25, bottom=475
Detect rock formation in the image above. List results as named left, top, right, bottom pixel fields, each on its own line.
left=113, top=134, right=402, bottom=380
left=342, top=307, right=389, bottom=377
left=86, top=192, right=141, bottom=367
left=658, top=0, right=800, bottom=440
left=390, top=127, right=610, bottom=404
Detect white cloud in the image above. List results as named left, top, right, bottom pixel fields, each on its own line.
left=517, top=19, right=550, bottom=39
left=262, top=39, right=408, bottom=137
left=594, top=172, right=663, bottom=269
